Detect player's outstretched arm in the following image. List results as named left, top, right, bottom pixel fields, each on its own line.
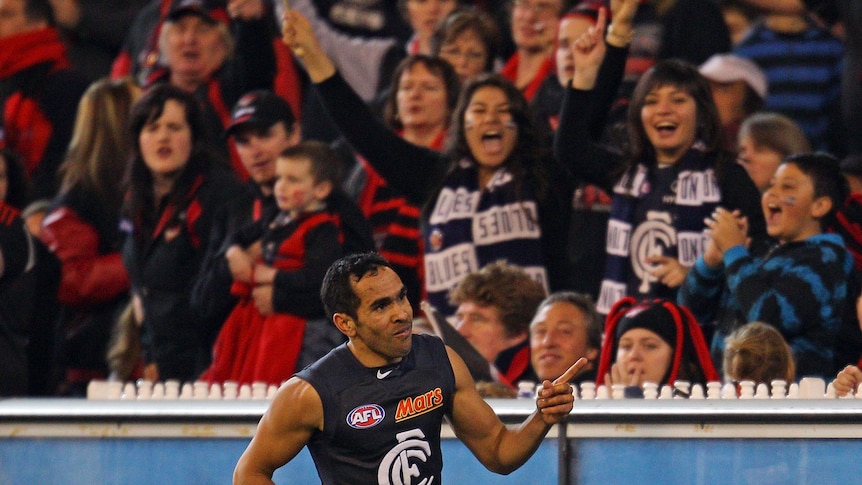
left=234, top=377, right=323, bottom=485
left=446, top=346, right=586, bottom=474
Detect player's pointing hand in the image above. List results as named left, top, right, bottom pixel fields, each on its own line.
left=535, top=357, right=587, bottom=424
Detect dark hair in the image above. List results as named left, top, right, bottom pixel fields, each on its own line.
left=24, top=0, right=54, bottom=24
left=449, top=260, right=547, bottom=337
left=431, top=8, right=501, bottom=74
left=782, top=152, right=849, bottom=226
left=383, top=55, right=461, bottom=131
left=321, top=252, right=394, bottom=319
left=445, top=73, right=549, bottom=203
left=535, top=291, right=602, bottom=351
left=0, top=149, right=28, bottom=209
left=841, top=154, right=862, bottom=177
left=740, top=85, right=764, bottom=118
left=279, top=140, right=342, bottom=187
left=623, top=59, right=733, bottom=180
left=123, top=84, right=211, bottom=231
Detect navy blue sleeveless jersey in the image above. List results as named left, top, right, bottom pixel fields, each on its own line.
left=296, top=333, right=456, bottom=484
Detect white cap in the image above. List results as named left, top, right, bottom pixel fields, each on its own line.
left=698, top=54, right=768, bottom=99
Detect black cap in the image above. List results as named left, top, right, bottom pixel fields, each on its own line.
left=565, top=1, right=601, bottom=21
left=616, top=302, right=678, bottom=347
left=226, top=90, right=296, bottom=137
left=167, top=0, right=229, bottom=24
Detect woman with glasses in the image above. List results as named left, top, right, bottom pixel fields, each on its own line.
left=432, top=8, right=501, bottom=84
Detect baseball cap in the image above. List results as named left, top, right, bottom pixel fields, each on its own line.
left=226, top=90, right=296, bottom=137
left=698, top=54, right=768, bottom=100
left=564, top=1, right=601, bottom=22
left=167, top=0, right=229, bottom=25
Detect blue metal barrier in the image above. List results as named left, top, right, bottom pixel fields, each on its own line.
left=2, top=398, right=862, bottom=484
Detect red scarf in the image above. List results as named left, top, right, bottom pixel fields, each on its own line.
left=499, top=52, right=554, bottom=102
left=0, top=28, right=69, bottom=80
left=406, top=35, right=421, bottom=55
left=1, top=28, right=70, bottom=173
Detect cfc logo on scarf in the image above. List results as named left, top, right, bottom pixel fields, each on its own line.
left=347, top=404, right=386, bottom=429
left=630, top=211, right=675, bottom=294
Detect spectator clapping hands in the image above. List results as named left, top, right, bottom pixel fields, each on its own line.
left=703, top=208, right=750, bottom=267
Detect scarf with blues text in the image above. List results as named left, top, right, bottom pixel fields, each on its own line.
left=423, top=160, right=548, bottom=315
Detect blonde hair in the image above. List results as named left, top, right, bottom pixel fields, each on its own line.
left=723, top=322, right=795, bottom=384
left=59, top=77, right=139, bottom=205
left=738, top=112, right=811, bottom=158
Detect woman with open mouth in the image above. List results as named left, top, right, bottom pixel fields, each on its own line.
left=340, top=54, right=460, bottom=315
left=121, top=85, right=247, bottom=384
left=554, top=4, right=766, bottom=317
left=282, top=3, right=638, bottom=316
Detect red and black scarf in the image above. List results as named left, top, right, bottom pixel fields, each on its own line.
left=0, top=28, right=69, bottom=80
left=0, top=28, right=70, bottom=173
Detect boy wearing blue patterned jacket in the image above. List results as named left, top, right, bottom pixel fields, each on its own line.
left=680, top=153, right=854, bottom=380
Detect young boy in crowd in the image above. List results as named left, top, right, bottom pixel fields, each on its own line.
left=202, top=141, right=348, bottom=385
left=680, top=152, right=854, bottom=380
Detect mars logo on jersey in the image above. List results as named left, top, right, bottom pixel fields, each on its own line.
left=395, top=388, right=443, bottom=422
left=347, top=404, right=386, bottom=429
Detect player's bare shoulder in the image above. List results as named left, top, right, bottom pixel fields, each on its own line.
left=266, top=376, right=324, bottom=432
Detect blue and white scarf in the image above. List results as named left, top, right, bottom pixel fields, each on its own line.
left=423, top=160, right=548, bottom=315
left=597, top=148, right=721, bottom=313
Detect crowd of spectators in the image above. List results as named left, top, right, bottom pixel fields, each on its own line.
left=1, top=0, right=861, bottom=397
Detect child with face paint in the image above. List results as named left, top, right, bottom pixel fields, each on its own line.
left=679, top=152, right=855, bottom=380
left=201, top=141, right=349, bottom=386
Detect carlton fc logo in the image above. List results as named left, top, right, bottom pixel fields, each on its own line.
left=347, top=404, right=386, bottom=429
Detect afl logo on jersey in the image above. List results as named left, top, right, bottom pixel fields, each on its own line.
left=347, top=404, right=385, bottom=429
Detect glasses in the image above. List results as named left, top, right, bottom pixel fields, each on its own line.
left=439, top=47, right=486, bottom=63
left=513, top=0, right=559, bottom=17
